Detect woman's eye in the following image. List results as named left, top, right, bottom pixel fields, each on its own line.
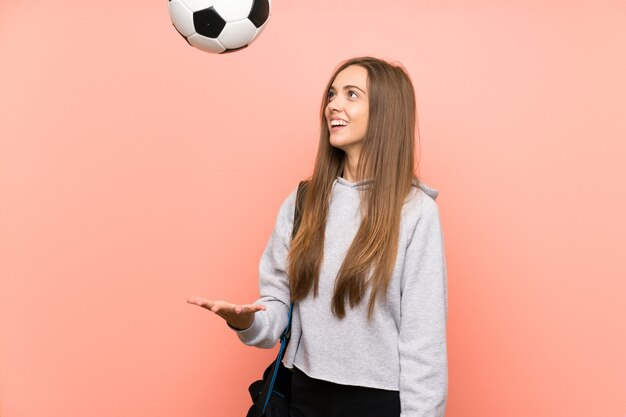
left=327, top=90, right=336, bottom=99
left=348, top=90, right=358, bottom=98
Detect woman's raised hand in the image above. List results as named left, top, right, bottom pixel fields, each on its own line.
left=186, top=296, right=266, bottom=330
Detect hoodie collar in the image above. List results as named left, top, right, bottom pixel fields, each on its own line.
left=336, top=176, right=373, bottom=188
left=335, top=176, right=439, bottom=201
left=416, top=181, right=439, bottom=200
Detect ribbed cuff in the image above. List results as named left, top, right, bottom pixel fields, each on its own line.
left=228, top=314, right=265, bottom=345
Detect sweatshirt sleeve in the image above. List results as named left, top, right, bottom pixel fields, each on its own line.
left=231, top=186, right=298, bottom=349
left=399, top=194, right=449, bottom=417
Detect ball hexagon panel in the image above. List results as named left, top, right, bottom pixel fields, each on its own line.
left=193, top=7, right=226, bottom=39
left=187, top=33, right=226, bottom=53
left=248, top=0, right=270, bottom=28
left=212, top=0, right=254, bottom=22
left=168, top=0, right=195, bottom=37
left=218, top=19, right=257, bottom=49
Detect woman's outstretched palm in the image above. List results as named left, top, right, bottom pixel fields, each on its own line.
left=187, top=297, right=265, bottom=330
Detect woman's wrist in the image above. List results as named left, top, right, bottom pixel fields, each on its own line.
left=227, top=316, right=254, bottom=331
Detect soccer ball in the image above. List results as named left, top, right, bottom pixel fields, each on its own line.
left=168, top=0, right=271, bottom=54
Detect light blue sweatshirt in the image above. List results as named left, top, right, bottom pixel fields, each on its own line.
left=234, top=176, right=448, bottom=417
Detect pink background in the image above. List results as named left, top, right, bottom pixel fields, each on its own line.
left=1, top=0, right=625, bottom=416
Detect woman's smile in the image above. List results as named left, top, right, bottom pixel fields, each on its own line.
left=325, top=64, right=369, bottom=154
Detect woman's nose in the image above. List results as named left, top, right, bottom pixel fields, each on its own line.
left=328, top=97, right=343, bottom=112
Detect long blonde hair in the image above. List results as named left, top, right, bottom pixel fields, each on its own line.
left=287, top=57, right=422, bottom=319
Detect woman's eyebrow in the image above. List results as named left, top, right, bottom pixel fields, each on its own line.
left=329, top=84, right=367, bottom=95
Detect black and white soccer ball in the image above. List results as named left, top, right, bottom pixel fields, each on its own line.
left=168, top=0, right=271, bottom=54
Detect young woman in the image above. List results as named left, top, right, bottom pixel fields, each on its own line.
left=188, top=56, right=448, bottom=417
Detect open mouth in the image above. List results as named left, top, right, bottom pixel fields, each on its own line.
left=330, top=119, right=348, bottom=132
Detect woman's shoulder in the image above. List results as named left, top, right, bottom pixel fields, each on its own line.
left=403, top=180, right=441, bottom=224
left=414, top=179, right=439, bottom=201
left=406, top=179, right=439, bottom=205
left=276, top=180, right=309, bottom=224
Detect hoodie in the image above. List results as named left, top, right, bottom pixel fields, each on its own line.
left=234, top=176, right=448, bottom=417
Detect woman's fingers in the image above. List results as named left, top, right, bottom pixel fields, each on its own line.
left=187, top=297, right=266, bottom=330
left=186, top=298, right=233, bottom=312
left=210, top=300, right=236, bottom=314
left=242, top=303, right=266, bottom=313
left=213, top=302, right=265, bottom=315
left=187, top=297, right=265, bottom=315
left=187, top=296, right=212, bottom=308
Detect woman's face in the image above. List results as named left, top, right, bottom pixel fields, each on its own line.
left=325, top=65, right=369, bottom=155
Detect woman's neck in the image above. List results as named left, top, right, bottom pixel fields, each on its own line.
left=342, top=156, right=360, bottom=183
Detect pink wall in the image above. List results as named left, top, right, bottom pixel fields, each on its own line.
left=1, top=0, right=625, bottom=416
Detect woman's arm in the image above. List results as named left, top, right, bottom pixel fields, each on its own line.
left=399, top=194, right=449, bottom=417
left=232, top=185, right=298, bottom=349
